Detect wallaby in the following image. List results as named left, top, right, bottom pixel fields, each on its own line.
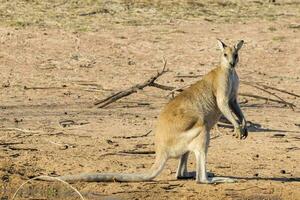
left=44, top=39, right=248, bottom=184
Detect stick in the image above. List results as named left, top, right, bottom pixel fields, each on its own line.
left=241, top=82, right=295, bottom=110
left=99, top=150, right=155, bottom=157
left=239, top=93, right=295, bottom=108
left=149, top=82, right=174, bottom=91
left=119, top=150, right=155, bottom=154
left=24, top=86, right=64, bottom=90
left=94, top=59, right=168, bottom=108
left=0, top=141, right=23, bottom=146
left=241, top=81, right=300, bottom=98
left=0, top=128, right=40, bottom=134
left=226, top=185, right=266, bottom=191
left=8, top=146, right=38, bottom=151
left=112, top=130, right=152, bottom=139
left=175, top=74, right=203, bottom=78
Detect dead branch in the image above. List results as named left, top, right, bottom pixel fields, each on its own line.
left=0, top=141, right=23, bottom=146
left=94, top=64, right=297, bottom=109
left=0, top=128, right=40, bottom=134
left=242, top=82, right=295, bottom=110
left=161, top=83, right=295, bottom=108
left=24, top=86, right=64, bottom=90
left=239, top=93, right=295, bottom=108
left=242, top=81, right=300, bottom=98
left=226, top=185, right=266, bottom=191
left=175, top=74, right=203, bottom=78
left=112, top=130, right=152, bottom=139
left=119, top=150, right=155, bottom=154
left=8, top=146, right=38, bottom=151
left=149, top=82, right=174, bottom=91
left=94, top=59, right=168, bottom=108
left=99, top=150, right=155, bottom=157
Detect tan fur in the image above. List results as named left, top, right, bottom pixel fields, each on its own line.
left=41, top=39, right=247, bottom=183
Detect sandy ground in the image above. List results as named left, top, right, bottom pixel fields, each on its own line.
left=0, top=0, right=300, bottom=199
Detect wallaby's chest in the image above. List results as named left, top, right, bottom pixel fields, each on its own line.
left=230, top=70, right=239, bottom=98
left=223, top=69, right=239, bottom=99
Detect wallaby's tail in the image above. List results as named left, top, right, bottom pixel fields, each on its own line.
left=41, top=154, right=167, bottom=183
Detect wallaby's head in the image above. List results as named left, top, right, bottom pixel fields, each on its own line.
left=217, top=39, right=244, bottom=68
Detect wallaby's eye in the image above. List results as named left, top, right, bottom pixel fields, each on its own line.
left=224, top=53, right=227, bottom=57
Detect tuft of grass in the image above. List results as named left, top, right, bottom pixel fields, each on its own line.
left=272, top=36, right=285, bottom=42
left=268, top=26, right=277, bottom=31
left=288, top=24, right=300, bottom=29
left=0, top=0, right=299, bottom=31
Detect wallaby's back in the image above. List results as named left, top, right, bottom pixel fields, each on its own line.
left=155, top=67, right=224, bottom=155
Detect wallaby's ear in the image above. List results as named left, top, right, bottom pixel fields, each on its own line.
left=217, top=39, right=227, bottom=51
left=235, top=40, right=244, bottom=51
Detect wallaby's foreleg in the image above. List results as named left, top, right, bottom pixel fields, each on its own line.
left=230, top=98, right=248, bottom=138
left=217, top=99, right=247, bottom=139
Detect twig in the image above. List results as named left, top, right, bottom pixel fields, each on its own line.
left=94, top=59, right=168, bottom=108
left=239, top=93, right=295, bottom=108
left=242, top=82, right=295, bottom=110
left=0, top=128, right=40, bottom=134
left=226, top=185, right=266, bottom=191
left=0, top=141, right=23, bottom=146
left=99, top=150, right=155, bottom=157
left=210, top=134, right=221, bottom=140
left=166, top=84, right=188, bottom=97
left=112, top=130, right=152, bottom=139
left=24, top=86, right=64, bottom=90
left=149, top=82, right=174, bottom=91
left=241, top=81, right=300, bottom=98
left=12, top=175, right=85, bottom=200
left=119, top=150, right=155, bottom=154
left=8, top=146, right=38, bottom=151
left=175, top=74, right=203, bottom=78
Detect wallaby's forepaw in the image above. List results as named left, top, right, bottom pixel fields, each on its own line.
left=234, top=126, right=248, bottom=140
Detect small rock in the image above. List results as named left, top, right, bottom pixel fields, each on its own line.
left=136, top=164, right=145, bottom=168
left=59, top=145, right=69, bottom=150
left=280, top=170, right=286, bottom=174
left=14, top=118, right=23, bottom=123
left=128, top=60, right=135, bottom=65
left=106, top=139, right=114, bottom=145
left=1, top=175, right=9, bottom=182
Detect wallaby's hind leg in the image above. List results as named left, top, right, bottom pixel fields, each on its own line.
left=195, top=150, right=236, bottom=184
left=176, top=151, right=214, bottom=179
left=194, top=132, right=235, bottom=184
left=176, top=152, right=193, bottom=179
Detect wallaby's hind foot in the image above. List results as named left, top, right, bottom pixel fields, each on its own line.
left=176, top=151, right=214, bottom=179
left=177, top=171, right=214, bottom=179
left=199, top=177, right=236, bottom=184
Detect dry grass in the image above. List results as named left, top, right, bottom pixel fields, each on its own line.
left=0, top=0, right=299, bottom=31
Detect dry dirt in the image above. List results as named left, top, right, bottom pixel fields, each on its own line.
left=0, top=0, right=300, bottom=199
